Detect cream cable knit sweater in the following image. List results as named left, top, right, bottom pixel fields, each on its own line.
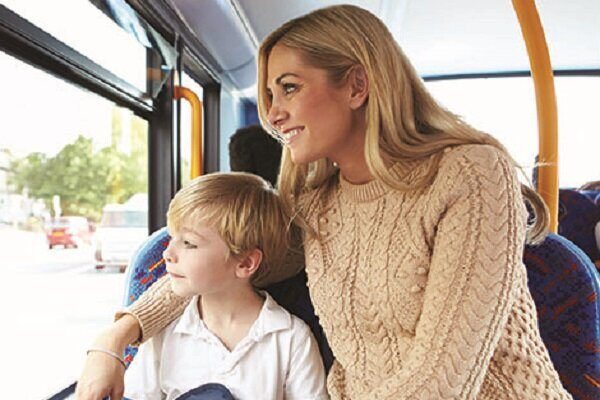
left=124, top=145, right=571, bottom=399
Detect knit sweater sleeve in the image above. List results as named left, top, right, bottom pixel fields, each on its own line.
left=367, top=145, right=527, bottom=399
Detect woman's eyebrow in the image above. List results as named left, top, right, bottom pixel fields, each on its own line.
left=275, top=72, right=300, bottom=84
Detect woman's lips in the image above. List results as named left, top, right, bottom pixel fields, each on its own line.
left=281, top=127, right=304, bottom=145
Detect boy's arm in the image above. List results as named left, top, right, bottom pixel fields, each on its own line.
left=116, top=274, right=190, bottom=344
left=284, top=322, right=330, bottom=400
left=123, top=335, right=164, bottom=400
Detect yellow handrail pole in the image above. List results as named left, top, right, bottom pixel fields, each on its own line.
left=512, top=0, right=559, bottom=233
left=174, top=86, right=203, bottom=178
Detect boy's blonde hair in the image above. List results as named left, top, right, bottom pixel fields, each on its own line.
left=167, top=172, right=291, bottom=284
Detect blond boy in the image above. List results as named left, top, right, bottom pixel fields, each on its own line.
left=124, top=172, right=328, bottom=400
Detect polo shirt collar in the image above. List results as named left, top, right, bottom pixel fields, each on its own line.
left=173, top=291, right=291, bottom=341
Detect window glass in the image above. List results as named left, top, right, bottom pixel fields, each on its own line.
left=3, top=0, right=146, bottom=91
left=219, top=89, right=244, bottom=172
left=0, top=51, right=148, bottom=399
left=425, top=77, right=600, bottom=188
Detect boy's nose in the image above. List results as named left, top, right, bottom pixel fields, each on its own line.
left=163, top=243, right=177, bottom=263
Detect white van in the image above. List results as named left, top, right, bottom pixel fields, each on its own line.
left=94, top=194, right=148, bottom=272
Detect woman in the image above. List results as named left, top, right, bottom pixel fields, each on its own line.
left=77, top=5, right=572, bottom=399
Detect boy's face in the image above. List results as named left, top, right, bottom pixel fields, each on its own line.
left=163, top=221, right=239, bottom=297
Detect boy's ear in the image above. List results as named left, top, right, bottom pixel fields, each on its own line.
left=235, top=248, right=263, bottom=279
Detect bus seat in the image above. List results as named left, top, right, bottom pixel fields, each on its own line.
left=122, top=227, right=171, bottom=365
left=580, top=190, right=600, bottom=205
left=558, top=189, right=600, bottom=267
left=121, top=227, right=335, bottom=372
left=523, top=233, right=600, bottom=400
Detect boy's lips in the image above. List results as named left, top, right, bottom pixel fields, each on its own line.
left=168, top=271, right=185, bottom=279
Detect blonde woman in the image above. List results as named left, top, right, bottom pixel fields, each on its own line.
left=76, top=5, right=572, bottom=400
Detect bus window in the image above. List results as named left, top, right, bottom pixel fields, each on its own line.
left=1, top=0, right=147, bottom=92
left=0, top=51, right=148, bottom=399
left=426, top=76, right=600, bottom=188
left=219, top=89, right=245, bottom=172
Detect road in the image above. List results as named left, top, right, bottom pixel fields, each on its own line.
left=0, top=226, right=126, bottom=400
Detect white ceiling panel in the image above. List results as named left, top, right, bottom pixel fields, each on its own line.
left=170, top=0, right=600, bottom=90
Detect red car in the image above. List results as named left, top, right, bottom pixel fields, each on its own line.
left=46, top=216, right=93, bottom=249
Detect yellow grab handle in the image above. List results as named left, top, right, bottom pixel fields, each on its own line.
left=512, top=0, right=559, bottom=233
left=174, top=86, right=203, bottom=178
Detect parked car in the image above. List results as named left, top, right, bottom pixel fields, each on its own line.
left=45, top=216, right=93, bottom=249
left=94, top=198, right=148, bottom=272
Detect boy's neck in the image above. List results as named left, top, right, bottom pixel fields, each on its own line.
left=197, top=285, right=264, bottom=350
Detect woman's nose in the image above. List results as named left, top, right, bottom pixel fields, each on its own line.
left=267, top=100, right=287, bottom=130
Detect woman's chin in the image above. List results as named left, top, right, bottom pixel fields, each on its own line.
left=288, top=148, right=319, bottom=165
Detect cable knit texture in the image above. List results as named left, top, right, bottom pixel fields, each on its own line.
left=124, top=144, right=572, bottom=399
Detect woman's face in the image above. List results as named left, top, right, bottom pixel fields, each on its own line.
left=266, top=44, right=365, bottom=165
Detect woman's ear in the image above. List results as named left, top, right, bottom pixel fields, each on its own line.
left=348, top=65, right=369, bottom=109
left=235, top=248, right=263, bottom=279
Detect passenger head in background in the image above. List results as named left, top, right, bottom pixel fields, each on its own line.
left=165, top=172, right=290, bottom=294
left=580, top=180, right=600, bottom=191
left=228, top=124, right=282, bottom=187
left=256, top=4, right=548, bottom=244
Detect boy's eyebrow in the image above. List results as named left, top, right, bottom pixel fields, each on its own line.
left=181, top=227, right=207, bottom=239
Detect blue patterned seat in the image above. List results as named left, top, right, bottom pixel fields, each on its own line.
left=558, top=189, right=600, bottom=267
left=523, top=233, right=600, bottom=400
left=121, top=227, right=334, bottom=372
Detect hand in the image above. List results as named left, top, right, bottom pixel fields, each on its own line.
left=75, top=351, right=125, bottom=400
left=75, top=315, right=141, bottom=400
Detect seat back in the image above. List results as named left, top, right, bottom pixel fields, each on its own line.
left=121, top=227, right=334, bottom=372
left=523, top=233, right=600, bottom=400
left=558, top=189, right=600, bottom=267
left=121, top=227, right=170, bottom=365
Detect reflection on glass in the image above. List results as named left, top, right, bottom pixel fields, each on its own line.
left=0, top=51, right=148, bottom=399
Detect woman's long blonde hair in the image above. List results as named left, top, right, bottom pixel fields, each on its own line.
left=257, top=5, right=548, bottom=244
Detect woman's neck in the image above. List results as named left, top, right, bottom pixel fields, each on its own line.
left=337, top=154, right=373, bottom=184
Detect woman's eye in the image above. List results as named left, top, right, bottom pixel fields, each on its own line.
left=282, top=83, right=297, bottom=95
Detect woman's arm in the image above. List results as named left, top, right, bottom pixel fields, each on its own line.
left=75, top=315, right=140, bottom=400
left=76, top=275, right=188, bottom=400
left=365, top=145, right=526, bottom=399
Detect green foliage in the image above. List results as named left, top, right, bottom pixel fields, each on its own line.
left=8, top=109, right=148, bottom=221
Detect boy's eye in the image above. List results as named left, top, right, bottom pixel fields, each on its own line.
left=183, top=240, right=197, bottom=249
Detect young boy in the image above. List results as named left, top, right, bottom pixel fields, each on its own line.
left=123, top=172, right=328, bottom=400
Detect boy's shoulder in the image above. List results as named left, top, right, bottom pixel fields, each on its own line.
left=255, top=291, right=313, bottom=339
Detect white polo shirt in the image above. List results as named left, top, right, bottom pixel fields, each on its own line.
left=124, top=292, right=329, bottom=400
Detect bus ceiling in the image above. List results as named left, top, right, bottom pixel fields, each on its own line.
left=168, top=0, right=599, bottom=92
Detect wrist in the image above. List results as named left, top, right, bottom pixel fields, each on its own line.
left=94, top=315, right=140, bottom=352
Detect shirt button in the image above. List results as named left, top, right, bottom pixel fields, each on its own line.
left=319, top=216, right=328, bottom=224
left=443, top=147, right=451, bottom=154
left=416, top=267, right=428, bottom=275
left=410, top=285, right=422, bottom=293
